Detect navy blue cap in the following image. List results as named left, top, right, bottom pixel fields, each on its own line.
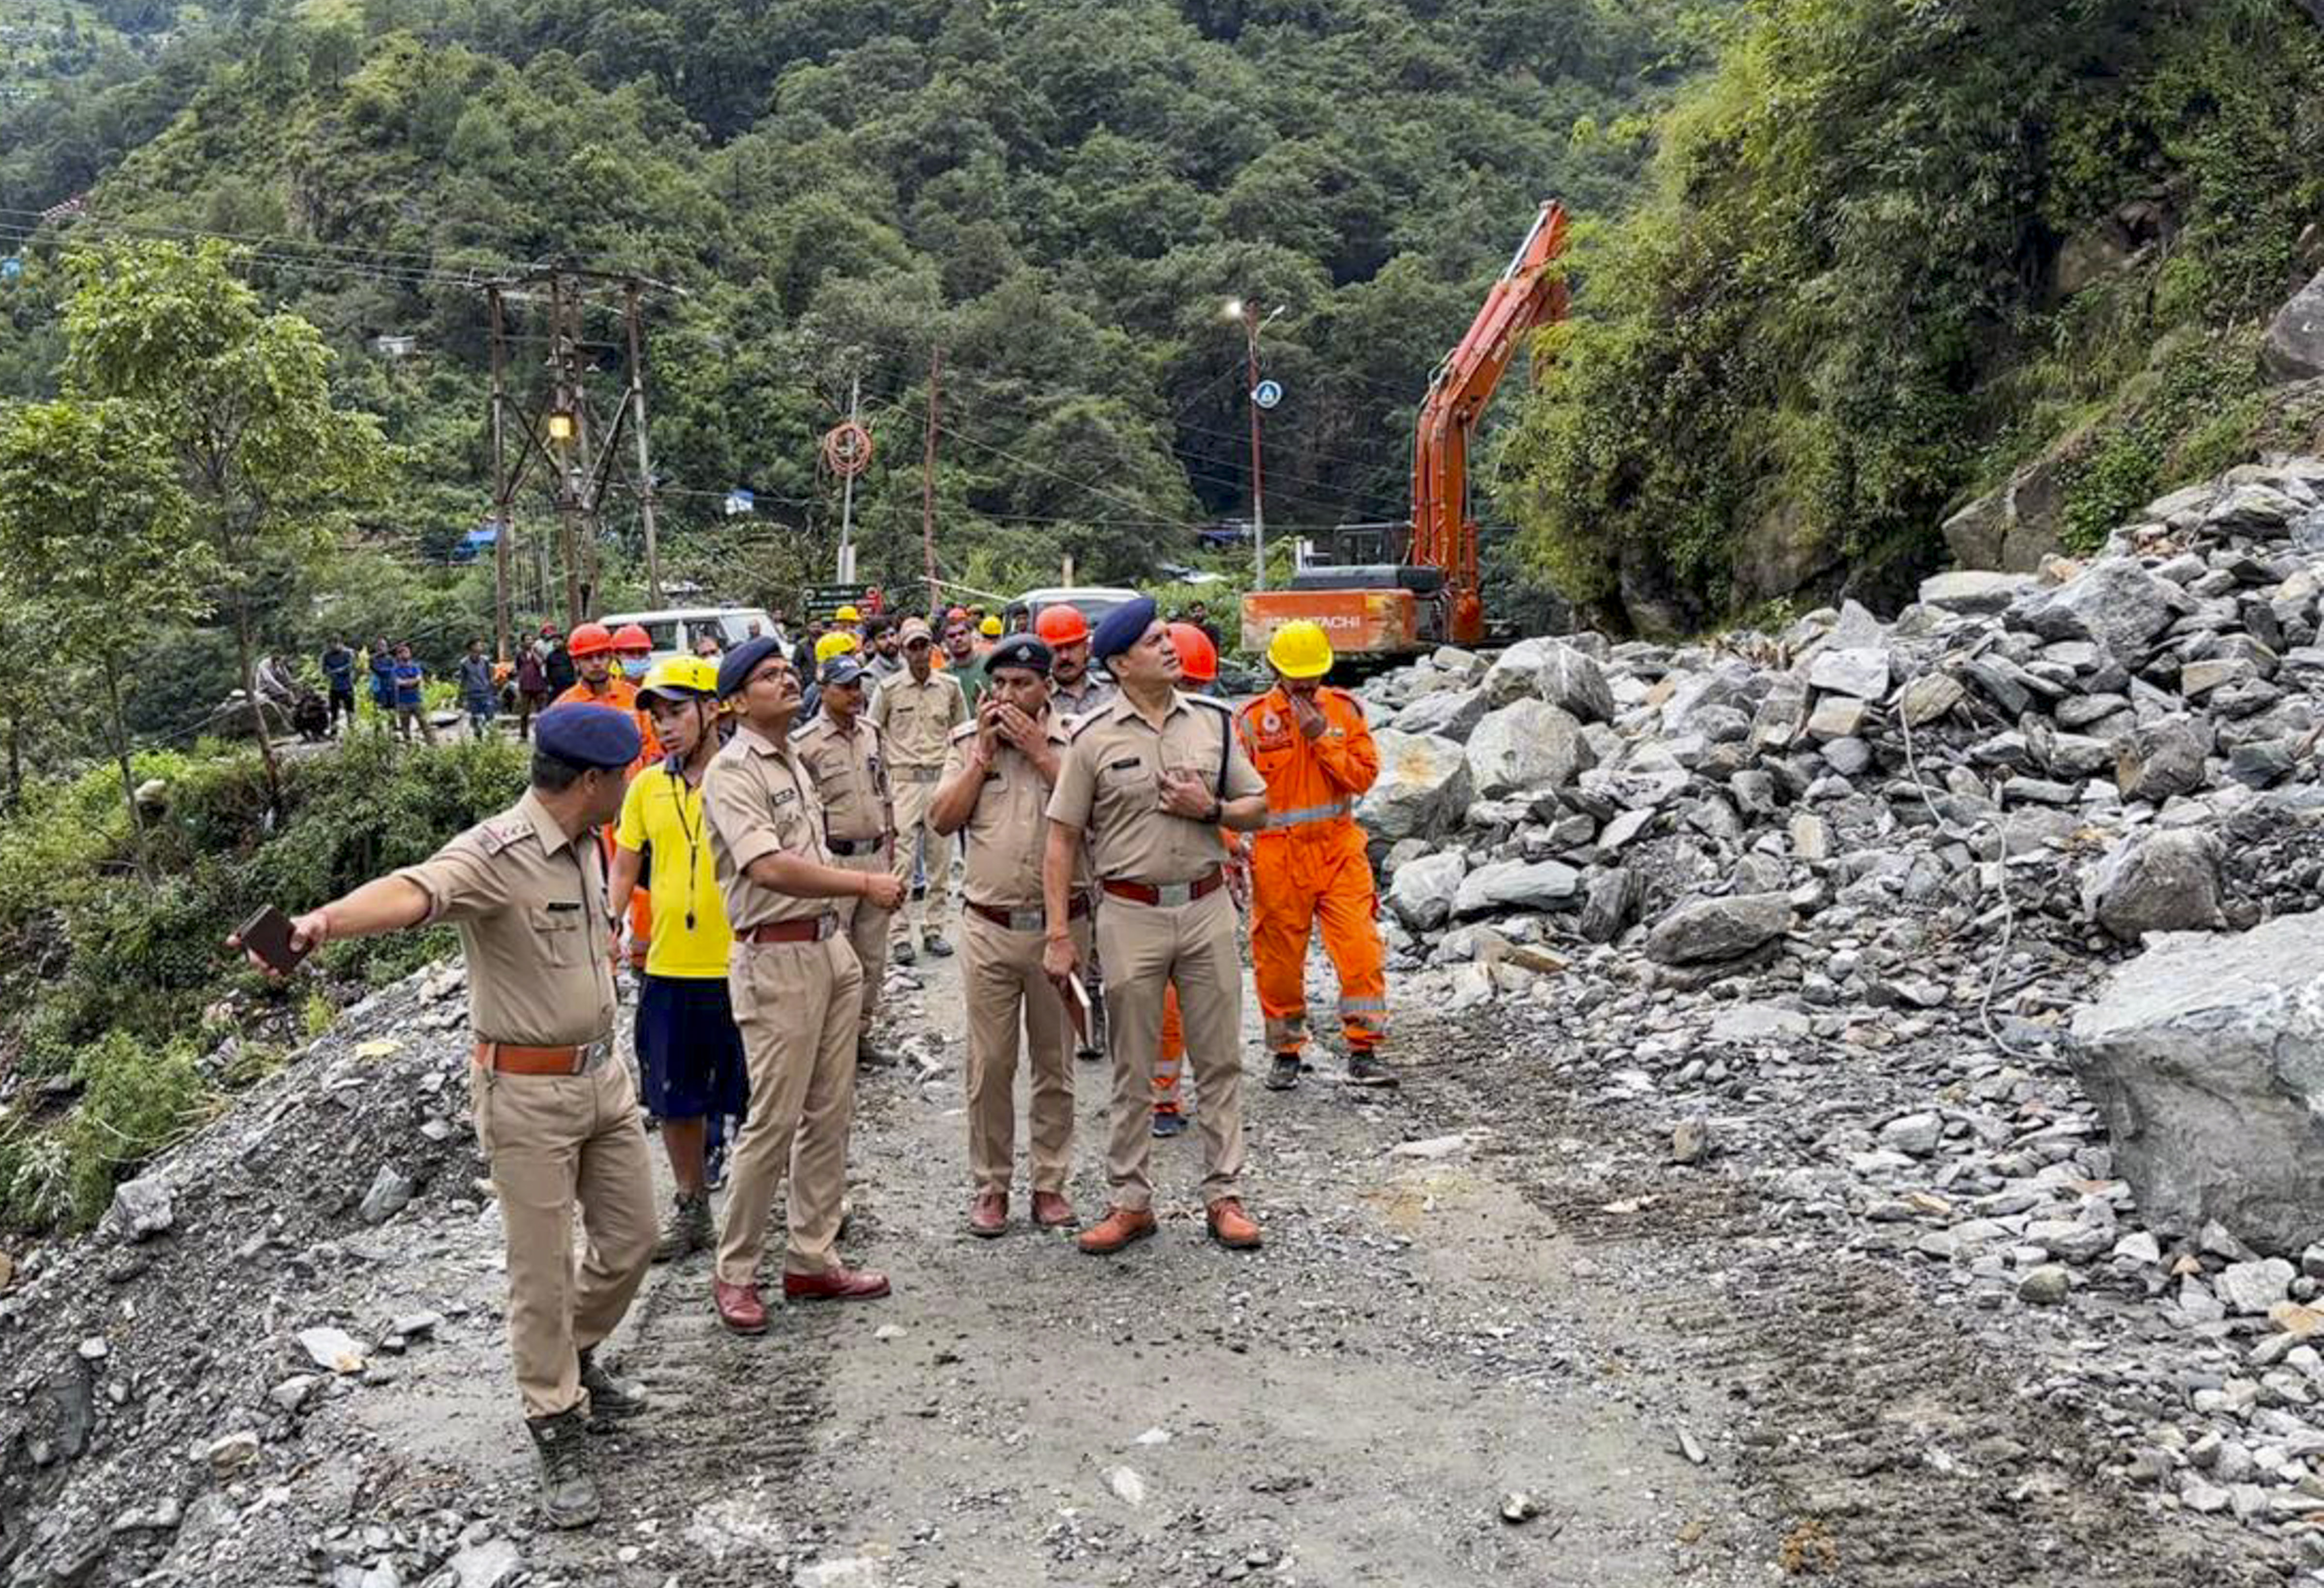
left=820, top=655, right=867, bottom=687
left=718, top=635, right=786, bottom=699
left=1089, top=597, right=1157, bottom=663
left=535, top=703, right=641, bottom=770
left=985, top=634, right=1053, bottom=678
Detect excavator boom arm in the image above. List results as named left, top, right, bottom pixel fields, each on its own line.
left=1409, top=201, right=1571, bottom=641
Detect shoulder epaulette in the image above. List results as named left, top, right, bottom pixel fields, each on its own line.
left=474, top=814, right=529, bottom=855
left=1322, top=686, right=1369, bottom=718
left=1185, top=693, right=1231, bottom=713
left=1068, top=713, right=1106, bottom=742
left=948, top=720, right=978, bottom=743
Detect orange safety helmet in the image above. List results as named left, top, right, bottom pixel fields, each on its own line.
left=612, top=622, right=652, bottom=655
left=567, top=621, right=613, bottom=658
left=1166, top=621, right=1219, bottom=684
left=1035, top=604, right=1090, bottom=646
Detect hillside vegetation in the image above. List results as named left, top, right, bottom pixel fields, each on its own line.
left=1507, top=0, right=2324, bottom=633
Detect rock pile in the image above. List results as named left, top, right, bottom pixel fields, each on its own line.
left=1361, top=456, right=2324, bottom=1551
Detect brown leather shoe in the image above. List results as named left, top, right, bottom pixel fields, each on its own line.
left=1030, top=1190, right=1075, bottom=1230
left=1207, top=1197, right=1262, bottom=1250
left=967, top=1190, right=1008, bottom=1238
left=1076, top=1205, right=1157, bottom=1255
left=712, top=1279, right=767, bottom=1335
left=782, top=1266, right=892, bottom=1301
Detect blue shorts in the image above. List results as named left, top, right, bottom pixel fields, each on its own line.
left=636, top=974, right=749, bottom=1122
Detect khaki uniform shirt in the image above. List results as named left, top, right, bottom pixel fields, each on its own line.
left=790, top=712, right=893, bottom=845
left=870, top=670, right=968, bottom=772
left=395, top=789, right=616, bottom=1046
left=1050, top=674, right=1116, bottom=723
left=942, top=713, right=1086, bottom=909
left=702, top=722, right=835, bottom=928
left=1047, top=691, right=1264, bottom=885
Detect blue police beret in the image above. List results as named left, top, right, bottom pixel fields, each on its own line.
left=1089, top=597, right=1157, bottom=663
left=985, top=634, right=1053, bottom=677
left=535, top=703, right=641, bottom=770
left=820, top=654, right=867, bottom=687
left=718, top=635, right=785, bottom=699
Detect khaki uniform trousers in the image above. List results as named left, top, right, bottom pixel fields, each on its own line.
left=833, top=848, right=893, bottom=1039
left=963, top=910, right=1091, bottom=1196
left=716, top=934, right=864, bottom=1285
left=1097, top=885, right=1245, bottom=1211
left=468, top=1056, right=657, bottom=1420
left=888, top=771, right=952, bottom=942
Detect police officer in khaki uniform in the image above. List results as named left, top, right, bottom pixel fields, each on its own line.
left=1041, top=599, right=1270, bottom=1254
left=790, top=651, right=897, bottom=1067
left=232, top=704, right=656, bottom=1529
left=871, top=616, right=968, bottom=964
left=700, top=637, right=905, bottom=1336
left=930, top=633, right=1090, bottom=1237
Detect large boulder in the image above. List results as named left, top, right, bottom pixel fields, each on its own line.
left=1480, top=637, right=1615, bottom=723
left=2082, top=829, right=2225, bottom=942
left=1452, top=858, right=1581, bottom=918
left=1917, top=571, right=2036, bottom=617
left=1387, top=850, right=1467, bottom=930
left=2069, top=913, right=2324, bottom=1255
left=2264, top=267, right=2324, bottom=385
left=1357, top=730, right=1471, bottom=843
left=1391, top=687, right=1489, bottom=741
left=2114, top=714, right=2211, bottom=803
left=2008, top=559, right=2182, bottom=662
left=1464, top=699, right=1591, bottom=799
left=1644, top=892, right=1791, bottom=966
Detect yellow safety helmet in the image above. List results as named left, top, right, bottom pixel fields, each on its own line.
left=814, top=630, right=861, bottom=664
left=979, top=615, right=1004, bottom=637
left=834, top=604, right=861, bottom=623
left=636, top=655, right=719, bottom=703
left=1266, top=620, right=1334, bottom=679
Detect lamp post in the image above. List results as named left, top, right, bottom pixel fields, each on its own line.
left=1223, top=297, right=1283, bottom=590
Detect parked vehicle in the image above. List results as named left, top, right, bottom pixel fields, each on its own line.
left=597, top=606, right=781, bottom=666
left=999, top=586, right=1143, bottom=634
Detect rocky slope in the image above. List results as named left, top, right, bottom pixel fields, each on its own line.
left=1363, top=453, right=2324, bottom=1558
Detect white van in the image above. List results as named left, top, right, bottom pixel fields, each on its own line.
left=1000, top=586, right=1144, bottom=633
left=599, top=606, right=781, bottom=667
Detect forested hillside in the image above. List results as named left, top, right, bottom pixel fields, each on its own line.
left=0, top=0, right=1712, bottom=686
left=1509, top=0, right=2324, bottom=633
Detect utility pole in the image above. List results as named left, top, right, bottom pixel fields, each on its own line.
left=624, top=279, right=663, bottom=606
left=921, top=348, right=942, bottom=607
left=479, top=266, right=681, bottom=631
left=837, top=372, right=861, bottom=584
left=486, top=285, right=514, bottom=662
left=1231, top=297, right=1269, bottom=590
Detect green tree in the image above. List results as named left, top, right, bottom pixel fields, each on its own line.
left=60, top=241, right=389, bottom=810
left=0, top=398, right=214, bottom=875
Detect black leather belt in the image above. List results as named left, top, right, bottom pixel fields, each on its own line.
left=826, top=835, right=887, bottom=857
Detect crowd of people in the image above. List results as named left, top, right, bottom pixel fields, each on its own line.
left=243, top=595, right=1390, bottom=1529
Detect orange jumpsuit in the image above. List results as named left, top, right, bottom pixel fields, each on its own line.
left=555, top=676, right=660, bottom=962
left=1237, top=685, right=1386, bottom=1056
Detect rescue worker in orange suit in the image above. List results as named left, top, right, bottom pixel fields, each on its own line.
left=1151, top=620, right=1247, bottom=1136
left=1238, top=620, right=1394, bottom=1092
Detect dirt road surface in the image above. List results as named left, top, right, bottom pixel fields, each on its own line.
left=309, top=938, right=2262, bottom=1588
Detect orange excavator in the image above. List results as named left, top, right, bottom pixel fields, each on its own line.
left=1240, top=200, right=1570, bottom=661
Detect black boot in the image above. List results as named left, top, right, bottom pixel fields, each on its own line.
left=526, top=1406, right=600, bottom=1527
left=578, top=1346, right=650, bottom=1426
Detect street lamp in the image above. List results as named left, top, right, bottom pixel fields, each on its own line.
left=1223, top=297, right=1284, bottom=590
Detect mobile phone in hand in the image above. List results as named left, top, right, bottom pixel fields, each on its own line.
left=236, top=904, right=310, bottom=976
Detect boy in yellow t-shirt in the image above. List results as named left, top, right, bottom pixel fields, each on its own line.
left=607, top=657, right=745, bottom=1263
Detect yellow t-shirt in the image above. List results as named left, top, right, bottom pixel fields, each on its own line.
left=615, top=763, right=733, bottom=978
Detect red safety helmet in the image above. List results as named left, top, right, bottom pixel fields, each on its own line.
left=612, top=622, right=652, bottom=655
left=1035, top=605, right=1090, bottom=646
left=567, top=621, right=613, bottom=658
left=1167, top=621, right=1218, bottom=684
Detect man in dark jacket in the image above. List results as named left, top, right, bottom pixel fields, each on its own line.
left=321, top=639, right=357, bottom=735
left=543, top=626, right=577, bottom=696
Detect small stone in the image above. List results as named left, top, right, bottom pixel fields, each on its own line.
left=110, top=1176, right=174, bottom=1241
left=1500, top=1491, right=1542, bottom=1525
left=1104, top=1465, right=1147, bottom=1507
left=449, top=1538, right=521, bottom=1588
left=357, top=1165, right=415, bottom=1226
left=2220, top=1258, right=2298, bottom=1316
left=2018, top=1265, right=2072, bottom=1305
left=76, top=1336, right=108, bottom=1362
left=205, top=1430, right=261, bottom=1473
left=2181, top=1471, right=2233, bottom=1514
left=298, top=1326, right=368, bottom=1374
left=1878, top=1112, right=1943, bottom=1157
left=1671, top=1117, right=1712, bottom=1166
